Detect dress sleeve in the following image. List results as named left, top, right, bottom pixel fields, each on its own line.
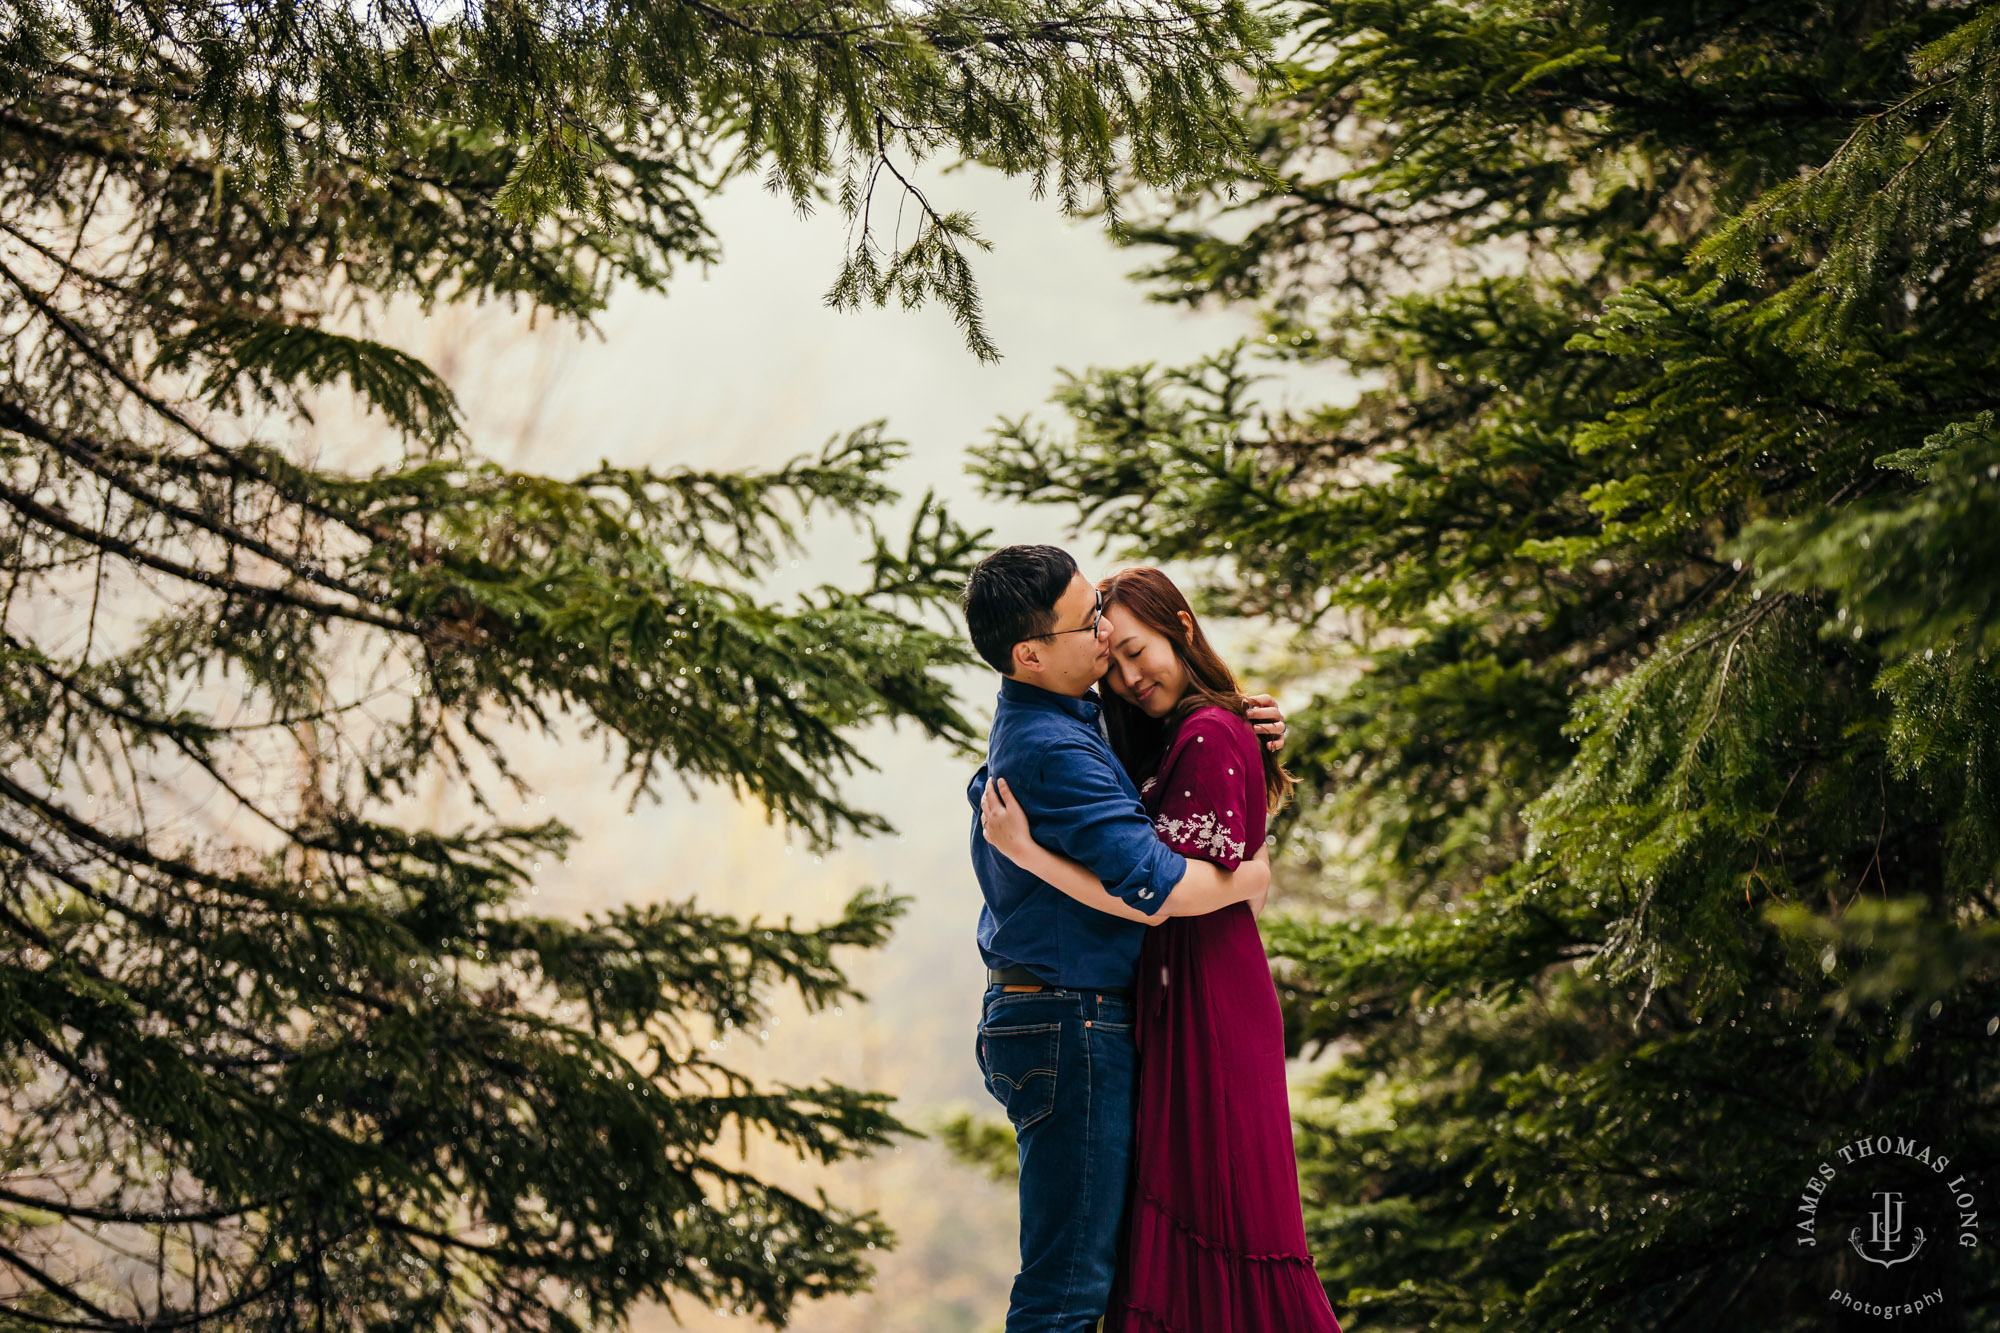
left=1148, top=712, right=1255, bottom=871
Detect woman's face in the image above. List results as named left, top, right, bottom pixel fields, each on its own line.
left=1101, top=603, right=1190, bottom=718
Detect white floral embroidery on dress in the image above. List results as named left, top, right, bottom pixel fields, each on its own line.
left=1152, top=809, right=1246, bottom=861
left=1140, top=776, right=1158, bottom=796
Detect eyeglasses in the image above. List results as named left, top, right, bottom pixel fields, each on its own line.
left=1023, top=589, right=1104, bottom=645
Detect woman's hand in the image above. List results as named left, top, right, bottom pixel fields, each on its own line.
left=980, top=777, right=1037, bottom=866
left=1245, top=842, right=1271, bottom=916
left=1245, top=693, right=1287, bottom=753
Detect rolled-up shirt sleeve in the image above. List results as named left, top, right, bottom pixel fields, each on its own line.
left=1015, top=739, right=1186, bottom=914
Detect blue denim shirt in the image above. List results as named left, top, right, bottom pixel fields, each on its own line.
left=968, top=676, right=1187, bottom=990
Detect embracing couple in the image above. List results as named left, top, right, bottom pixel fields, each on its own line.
left=961, top=544, right=1343, bottom=1333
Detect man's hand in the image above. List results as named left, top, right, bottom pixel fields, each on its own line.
left=1245, top=693, right=1287, bottom=753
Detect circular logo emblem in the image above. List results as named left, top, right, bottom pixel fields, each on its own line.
left=1793, top=1133, right=1979, bottom=1323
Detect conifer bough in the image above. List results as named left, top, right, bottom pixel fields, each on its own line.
left=0, top=0, right=1271, bottom=1327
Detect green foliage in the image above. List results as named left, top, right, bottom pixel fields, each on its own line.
left=1734, top=412, right=2000, bottom=661
left=932, top=1108, right=1020, bottom=1184
left=151, top=316, right=466, bottom=449
left=0, top=0, right=1274, bottom=361
left=970, top=0, right=2000, bottom=1328
left=0, top=0, right=1272, bottom=1326
left=1696, top=9, right=2000, bottom=338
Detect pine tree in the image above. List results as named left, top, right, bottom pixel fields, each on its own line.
left=0, top=0, right=1273, bottom=1326
left=970, top=2, right=2000, bottom=1328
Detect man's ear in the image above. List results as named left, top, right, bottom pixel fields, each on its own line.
left=1178, top=610, right=1195, bottom=643
left=1011, top=638, right=1045, bottom=678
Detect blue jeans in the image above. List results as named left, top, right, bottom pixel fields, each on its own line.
left=976, top=984, right=1138, bottom=1333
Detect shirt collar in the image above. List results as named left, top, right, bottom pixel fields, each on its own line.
left=999, top=674, right=1102, bottom=723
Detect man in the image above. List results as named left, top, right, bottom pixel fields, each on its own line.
left=960, top=544, right=1284, bottom=1333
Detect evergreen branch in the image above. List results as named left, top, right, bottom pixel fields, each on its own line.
left=0, top=1239, right=132, bottom=1329
left=0, top=1186, right=277, bottom=1229
left=0, top=255, right=394, bottom=543
left=0, top=772, right=365, bottom=916
left=0, top=400, right=375, bottom=609
left=0, top=475, right=413, bottom=637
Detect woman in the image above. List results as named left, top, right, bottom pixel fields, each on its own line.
left=981, top=566, right=1342, bottom=1333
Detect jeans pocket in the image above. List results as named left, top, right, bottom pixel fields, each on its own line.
left=978, top=1021, right=1060, bottom=1132
left=1094, top=998, right=1134, bottom=1034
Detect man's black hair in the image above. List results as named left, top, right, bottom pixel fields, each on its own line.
left=961, top=544, right=1079, bottom=675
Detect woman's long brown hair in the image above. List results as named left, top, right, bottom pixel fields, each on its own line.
left=1096, top=567, right=1295, bottom=810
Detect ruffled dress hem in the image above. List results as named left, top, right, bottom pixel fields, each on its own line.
left=1109, top=1192, right=1342, bottom=1333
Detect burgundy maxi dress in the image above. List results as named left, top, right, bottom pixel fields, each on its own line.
left=1105, top=705, right=1342, bottom=1333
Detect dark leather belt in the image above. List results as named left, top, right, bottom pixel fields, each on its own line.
left=986, top=964, right=1131, bottom=997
